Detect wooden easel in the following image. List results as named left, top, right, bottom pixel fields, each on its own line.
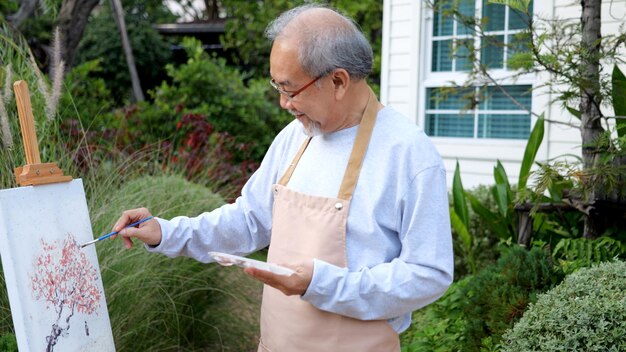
left=12, top=80, right=72, bottom=186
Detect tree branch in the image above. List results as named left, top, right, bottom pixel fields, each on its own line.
left=6, top=0, right=39, bottom=28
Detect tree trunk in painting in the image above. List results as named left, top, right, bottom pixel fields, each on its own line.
left=30, top=234, right=102, bottom=351
left=579, top=0, right=605, bottom=239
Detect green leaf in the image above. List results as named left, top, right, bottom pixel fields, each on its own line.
left=611, top=65, right=626, bottom=138
left=453, top=160, right=470, bottom=227
left=492, top=161, right=512, bottom=217
left=518, top=114, right=545, bottom=191
left=492, top=183, right=510, bottom=218
left=466, top=192, right=512, bottom=239
left=494, top=160, right=511, bottom=190
left=565, top=106, right=581, bottom=120
left=450, top=208, right=472, bottom=249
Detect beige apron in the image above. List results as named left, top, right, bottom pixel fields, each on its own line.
left=258, top=89, right=401, bottom=352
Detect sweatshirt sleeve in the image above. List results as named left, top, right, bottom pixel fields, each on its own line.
left=145, top=128, right=298, bottom=262
left=301, top=166, right=454, bottom=320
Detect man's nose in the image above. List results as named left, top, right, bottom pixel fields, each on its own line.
left=279, top=94, right=292, bottom=110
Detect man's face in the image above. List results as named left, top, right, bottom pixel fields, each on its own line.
left=269, top=39, right=335, bottom=135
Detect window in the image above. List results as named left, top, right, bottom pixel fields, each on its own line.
left=426, top=0, right=533, bottom=140
left=425, top=85, right=532, bottom=139
left=431, top=0, right=475, bottom=72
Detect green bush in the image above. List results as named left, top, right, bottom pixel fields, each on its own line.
left=0, top=333, right=17, bottom=352
left=92, top=174, right=262, bottom=351
left=76, top=1, right=172, bottom=103
left=0, top=269, right=12, bottom=342
left=552, top=236, right=626, bottom=274
left=138, top=37, right=290, bottom=162
left=451, top=184, right=502, bottom=279
left=501, top=260, right=626, bottom=352
left=401, top=246, right=563, bottom=352
left=59, top=59, right=116, bottom=132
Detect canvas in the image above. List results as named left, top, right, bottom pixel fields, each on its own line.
left=0, top=179, right=115, bottom=351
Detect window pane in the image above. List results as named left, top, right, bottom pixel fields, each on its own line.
left=426, top=114, right=475, bottom=137
left=477, top=114, right=530, bottom=139
left=509, top=0, right=533, bottom=30
left=455, top=39, right=474, bottom=71
left=433, top=0, right=454, bottom=36
left=507, top=32, right=529, bottom=54
left=481, top=35, right=504, bottom=69
left=432, top=39, right=453, bottom=72
left=480, top=85, right=532, bottom=110
left=428, top=87, right=475, bottom=110
left=507, top=32, right=530, bottom=69
left=457, top=0, right=476, bottom=35
left=482, top=3, right=505, bottom=32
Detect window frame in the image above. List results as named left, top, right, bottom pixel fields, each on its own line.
left=420, top=0, right=537, bottom=143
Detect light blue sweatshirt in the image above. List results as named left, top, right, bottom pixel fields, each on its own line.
left=150, top=106, right=454, bottom=333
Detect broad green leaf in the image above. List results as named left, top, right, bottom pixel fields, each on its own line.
left=450, top=208, right=472, bottom=249
left=518, top=114, right=545, bottom=191
left=552, top=238, right=567, bottom=259
left=611, top=65, right=626, bottom=137
left=494, top=160, right=511, bottom=190
left=492, top=183, right=510, bottom=218
left=565, top=106, right=581, bottom=120
left=494, top=160, right=512, bottom=211
left=453, top=160, right=470, bottom=227
left=466, top=192, right=512, bottom=239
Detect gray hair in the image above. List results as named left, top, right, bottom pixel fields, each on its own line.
left=265, top=4, right=373, bottom=80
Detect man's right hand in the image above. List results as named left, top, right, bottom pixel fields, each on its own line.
left=113, top=207, right=162, bottom=248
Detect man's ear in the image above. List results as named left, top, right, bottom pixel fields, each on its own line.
left=331, top=69, right=351, bottom=100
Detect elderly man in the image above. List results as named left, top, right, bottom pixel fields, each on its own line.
left=113, top=4, right=453, bottom=351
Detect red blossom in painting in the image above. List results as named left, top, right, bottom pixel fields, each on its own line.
left=30, top=233, right=102, bottom=352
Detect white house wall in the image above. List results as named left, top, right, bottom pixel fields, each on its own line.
left=381, top=0, right=625, bottom=189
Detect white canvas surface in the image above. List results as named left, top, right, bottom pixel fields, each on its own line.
left=0, top=179, right=115, bottom=351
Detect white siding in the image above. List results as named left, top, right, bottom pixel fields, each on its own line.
left=381, top=0, right=422, bottom=121
left=382, top=0, right=623, bottom=189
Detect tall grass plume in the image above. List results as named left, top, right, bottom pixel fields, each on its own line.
left=0, top=65, right=13, bottom=148
left=46, top=27, right=64, bottom=121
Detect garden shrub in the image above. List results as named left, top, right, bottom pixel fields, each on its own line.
left=400, top=276, right=470, bottom=352
left=0, top=266, right=12, bottom=345
left=163, top=112, right=260, bottom=199
left=401, top=245, right=563, bottom=352
left=552, top=236, right=626, bottom=274
left=451, top=184, right=502, bottom=279
left=501, top=260, right=626, bottom=352
left=60, top=59, right=116, bottom=131
left=0, top=333, right=17, bottom=352
left=76, top=2, right=172, bottom=103
left=138, top=37, right=290, bottom=162
left=91, top=174, right=262, bottom=351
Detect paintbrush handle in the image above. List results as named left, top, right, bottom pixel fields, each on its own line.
left=100, top=216, right=155, bottom=241
left=81, top=216, right=154, bottom=248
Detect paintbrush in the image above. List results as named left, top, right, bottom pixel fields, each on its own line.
left=80, top=216, right=155, bottom=248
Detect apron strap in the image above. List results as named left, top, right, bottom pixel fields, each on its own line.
left=337, top=88, right=378, bottom=200
left=277, top=88, right=380, bottom=201
left=278, top=136, right=312, bottom=186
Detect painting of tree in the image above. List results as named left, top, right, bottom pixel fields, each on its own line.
left=29, top=233, right=102, bottom=352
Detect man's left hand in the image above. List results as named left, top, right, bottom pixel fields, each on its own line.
left=243, top=260, right=313, bottom=296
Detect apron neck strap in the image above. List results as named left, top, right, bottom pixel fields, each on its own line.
left=277, top=136, right=312, bottom=186
left=278, top=87, right=380, bottom=201
left=337, top=88, right=378, bottom=200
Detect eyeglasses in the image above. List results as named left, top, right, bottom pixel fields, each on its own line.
left=270, top=76, right=321, bottom=101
